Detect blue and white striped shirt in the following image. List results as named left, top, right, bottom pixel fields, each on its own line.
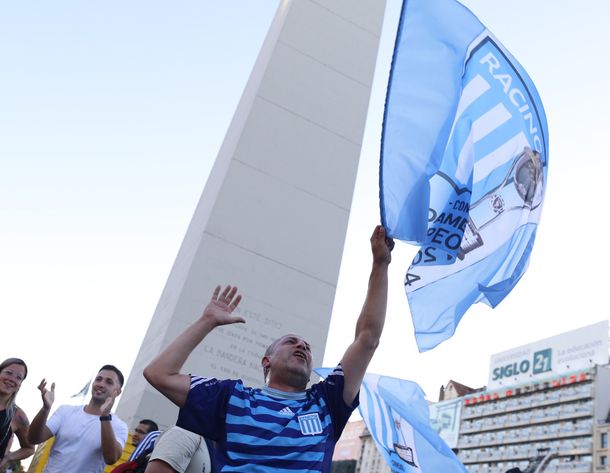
left=128, top=430, right=160, bottom=461
left=177, top=365, right=357, bottom=473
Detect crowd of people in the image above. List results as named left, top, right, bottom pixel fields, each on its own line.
left=1, top=226, right=393, bottom=473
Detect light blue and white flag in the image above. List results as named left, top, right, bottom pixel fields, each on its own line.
left=380, top=0, right=549, bottom=351
left=316, top=369, right=467, bottom=473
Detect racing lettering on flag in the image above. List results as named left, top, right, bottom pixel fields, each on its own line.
left=380, top=0, right=549, bottom=351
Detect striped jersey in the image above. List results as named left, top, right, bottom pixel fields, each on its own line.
left=129, top=430, right=160, bottom=460
left=177, top=365, right=357, bottom=473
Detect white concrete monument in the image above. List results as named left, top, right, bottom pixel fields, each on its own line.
left=117, top=0, right=387, bottom=428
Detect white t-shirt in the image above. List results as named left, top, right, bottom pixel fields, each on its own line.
left=43, top=405, right=128, bottom=473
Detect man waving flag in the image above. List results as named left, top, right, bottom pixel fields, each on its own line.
left=380, top=0, right=549, bottom=351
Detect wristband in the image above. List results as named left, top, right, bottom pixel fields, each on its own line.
left=99, top=414, right=112, bottom=421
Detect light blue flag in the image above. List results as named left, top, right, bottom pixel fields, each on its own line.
left=379, top=0, right=549, bottom=351
left=316, top=369, right=467, bottom=473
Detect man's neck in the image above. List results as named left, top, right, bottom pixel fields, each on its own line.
left=262, top=385, right=306, bottom=400
left=266, top=377, right=307, bottom=393
left=83, top=399, right=103, bottom=415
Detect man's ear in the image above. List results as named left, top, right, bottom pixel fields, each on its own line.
left=261, top=356, right=270, bottom=370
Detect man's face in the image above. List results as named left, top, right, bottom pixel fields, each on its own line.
left=91, top=369, right=121, bottom=403
left=264, top=334, right=313, bottom=386
left=132, top=423, right=151, bottom=446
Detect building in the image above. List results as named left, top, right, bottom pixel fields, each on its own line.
left=357, top=426, right=391, bottom=473
left=331, top=419, right=364, bottom=473
left=594, top=420, right=610, bottom=472
left=455, top=321, right=610, bottom=473
left=440, top=380, right=481, bottom=402
left=333, top=420, right=366, bottom=462
left=457, top=367, right=609, bottom=473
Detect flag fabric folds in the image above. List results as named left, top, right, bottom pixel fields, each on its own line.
left=316, top=369, right=467, bottom=473
left=379, top=0, right=549, bottom=351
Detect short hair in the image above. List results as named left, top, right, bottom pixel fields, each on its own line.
left=262, top=334, right=310, bottom=384
left=262, top=337, right=283, bottom=383
left=264, top=338, right=282, bottom=358
left=98, top=364, right=124, bottom=387
left=139, top=419, right=159, bottom=433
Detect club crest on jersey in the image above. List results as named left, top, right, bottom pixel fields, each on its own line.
left=298, top=413, right=323, bottom=435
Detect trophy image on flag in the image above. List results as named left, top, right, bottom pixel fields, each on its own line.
left=392, top=418, right=418, bottom=468
left=458, top=146, right=543, bottom=260
left=380, top=0, right=549, bottom=352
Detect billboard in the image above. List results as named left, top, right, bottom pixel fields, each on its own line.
left=488, top=320, right=609, bottom=389
left=429, top=398, right=462, bottom=449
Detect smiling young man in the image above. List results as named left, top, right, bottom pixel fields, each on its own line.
left=144, top=226, right=392, bottom=473
left=28, top=365, right=128, bottom=473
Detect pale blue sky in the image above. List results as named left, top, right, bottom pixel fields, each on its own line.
left=2, top=1, right=609, bottom=426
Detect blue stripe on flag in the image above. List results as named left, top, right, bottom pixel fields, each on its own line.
left=316, top=369, right=468, bottom=473
left=380, top=0, right=548, bottom=351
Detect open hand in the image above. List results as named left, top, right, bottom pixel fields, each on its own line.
left=202, top=285, right=244, bottom=327
left=100, top=389, right=119, bottom=416
left=38, top=379, right=55, bottom=409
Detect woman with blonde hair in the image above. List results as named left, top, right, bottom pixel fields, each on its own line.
left=0, top=358, right=34, bottom=469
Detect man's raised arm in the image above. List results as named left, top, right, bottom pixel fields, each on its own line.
left=99, top=393, right=124, bottom=464
left=340, top=225, right=393, bottom=405
left=143, top=285, right=243, bottom=407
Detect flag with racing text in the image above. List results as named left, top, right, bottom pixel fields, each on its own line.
left=380, top=0, right=549, bottom=351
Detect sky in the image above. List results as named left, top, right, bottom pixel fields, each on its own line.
left=1, top=0, right=609, bottom=434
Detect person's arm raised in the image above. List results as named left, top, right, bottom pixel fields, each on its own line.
left=144, top=285, right=243, bottom=407
left=99, top=392, right=123, bottom=464
left=340, top=225, right=393, bottom=405
left=27, top=379, right=55, bottom=445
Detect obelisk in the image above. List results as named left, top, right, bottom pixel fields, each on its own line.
left=117, top=0, right=387, bottom=428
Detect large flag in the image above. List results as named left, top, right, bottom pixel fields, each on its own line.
left=316, top=369, right=467, bottom=473
left=380, top=0, right=549, bottom=351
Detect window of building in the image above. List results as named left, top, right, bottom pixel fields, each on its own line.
left=601, top=455, right=608, bottom=466
left=602, top=432, right=608, bottom=449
